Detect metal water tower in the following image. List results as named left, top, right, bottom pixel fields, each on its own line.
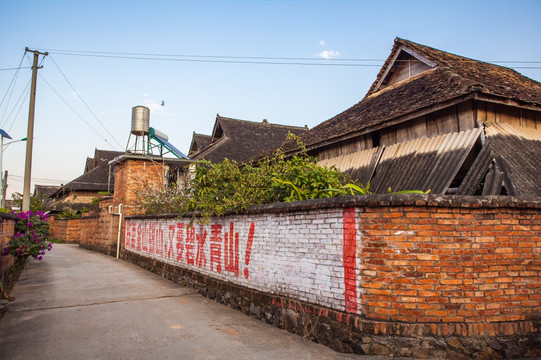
left=125, top=105, right=150, bottom=154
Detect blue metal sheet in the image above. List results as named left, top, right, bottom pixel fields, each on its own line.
left=0, top=129, right=12, bottom=139
left=153, top=134, right=189, bottom=159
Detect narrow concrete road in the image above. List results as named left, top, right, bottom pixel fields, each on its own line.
left=0, top=245, right=393, bottom=360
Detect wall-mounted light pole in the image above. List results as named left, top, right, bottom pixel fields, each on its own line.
left=0, top=129, right=27, bottom=208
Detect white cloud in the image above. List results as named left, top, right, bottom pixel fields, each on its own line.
left=319, top=40, right=326, bottom=46
left=143, top=98, right=162, bottom=112
left=140, top=97, right=178, bottom=119
left=317, top=50, right=340, bottom=59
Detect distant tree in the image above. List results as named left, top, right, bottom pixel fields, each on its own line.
left=12, top=192, right=51, bottom=212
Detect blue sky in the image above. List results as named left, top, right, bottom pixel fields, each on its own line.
left=1, top=0, right=540, bottom=197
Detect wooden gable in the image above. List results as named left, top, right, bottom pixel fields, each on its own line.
left=188, top=133, right=212, bottom=157
left=374, top=46, right=436, bottom=93
left=211, top=119, right=225, bottom=141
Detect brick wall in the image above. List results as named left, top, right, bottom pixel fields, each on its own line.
left=49, top=198, right=120, bottom=256
left=125, top=207, right=350, bottom=311
left=49, top=217, right=82, bottom=243
left=359, top=201, right=539, bottom=328
left=113, top=157, right=166, bottom=209
left=0, top=212, right=20, bottom=297
left=78, top=198, right=119, bottom=256
left=123, top=194, right=541, bottom=358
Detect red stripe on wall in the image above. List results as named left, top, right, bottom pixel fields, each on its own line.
left=343, top=207, right=358, bottom=313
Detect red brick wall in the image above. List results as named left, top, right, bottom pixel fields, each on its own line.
left=0, top=213, right=17, bottom=280
left=123, top=195, right=541, bottom=358
left=49, top=217, right=82, bottom=243
left=358, top=201, right=540, bottom=336
left=48, top=198, right=120, bottom=256
left=49, top=216, right=66, bottom=240
left=78, top=198, right=119, bottom=255
left=113, top=158, right=166, bottom=211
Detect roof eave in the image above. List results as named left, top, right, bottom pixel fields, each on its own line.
left=472, top=92, right=541, bottom=112
left=291, top=92, right=479, bottom=156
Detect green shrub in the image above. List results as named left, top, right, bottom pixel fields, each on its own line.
left=135, top=134, right=370, bottom=218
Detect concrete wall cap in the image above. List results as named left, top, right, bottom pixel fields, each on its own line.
left=127, top=194, right=541, bottom=220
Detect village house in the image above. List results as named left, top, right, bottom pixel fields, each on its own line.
left=285, top=38, right=541, bottom=196
left=187, top=132, right=212, bottom=158
left=188, top=114, right=307, bottom=163
left=49, top=149, right=124, bottom=211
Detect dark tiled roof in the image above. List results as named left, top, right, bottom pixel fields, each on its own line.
left=59, top=149, right=124, bottom=193
left=87, top=149, right=124, bottom=171
left=84, top=157, right=94, bottom=173
left=191, top=115, right=307, bottom=163
left=33, top=185, right=61, bottom=197
left=188, top=132, right=212, bottom=157
left=63, top=165, right=112, bottom=192
left=294, top=38, right=541, bottom=151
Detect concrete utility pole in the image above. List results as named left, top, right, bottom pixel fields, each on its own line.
left=2, top=171, right=8, bottom=208
left=22, top=48, right=48, bottom=211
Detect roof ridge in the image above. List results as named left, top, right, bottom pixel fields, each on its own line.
left=191, top=136, right=230, bottom=159
left=367, top=37, right=524, bottom=97
left=217, top=115, right=307, bottom=129
left=395, top=37, right=516, bottom=72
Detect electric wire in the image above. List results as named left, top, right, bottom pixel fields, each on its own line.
left=48, top=52, right=382, bottom=67
left=45, top=48, right=541, bottom=64
left=0, top=53, right=26, bottom=128
left=1, top=79, right=31, bottom=132
left=44, top=49, right=541, bottom=69
left=0, top=67, right=32, bottom=71
left=6, top=81, right=30, bottom=133
left=48, top=55, right=124, bottom=150
left=4, top=54, right=47, bottom=132
left=48, top=48, right=384, bottom=62
left=38, top=73, right=118, bottom=146
left=8, top=174, right=106, bottom=186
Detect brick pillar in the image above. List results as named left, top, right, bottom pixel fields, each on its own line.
left=113, top=157, right=167, bottom=209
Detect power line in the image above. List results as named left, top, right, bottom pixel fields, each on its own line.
left=6, top=80, right=31, bottom=133
left=1, top=79, right=31, bottom=131
left=38, top=73, right=118, bottom=146
left=46, top=48, right=385, bottom=62
left=8, top=175, right=68, bottom=183
left=0, top=53, right=27, bottom=128
left=43, top=48, right=541, bottom=64
left=43, top=48, right=541, bottom=68
left=48, top=52, right=382, bottom=67
left=8, top=173, right=111, bottom=186
left=48, top=55, right=124, bottom=150
left=0, top=67, right=32, bottom=71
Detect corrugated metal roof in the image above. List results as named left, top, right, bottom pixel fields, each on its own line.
left=456, top=142, right=493, bottom=195
left=319, top=128, right=482, bottom=194
left=422, top=128, right=482, bottom=193
left=485, top=122, right=541, bottom=140
left=318, top=147, right=378, bottom=171
left=446, top=122, right=541, bottom=196
left=318, top=147, right=380, bottom=185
